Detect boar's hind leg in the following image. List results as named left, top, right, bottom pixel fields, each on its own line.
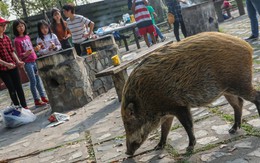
left=224, top=94, right=243, bottom=134
left=154, top=116, right=174, bottom=150
left=176, top=106, right=196, bottom=152
left=252, top=91, right=260, bottom=117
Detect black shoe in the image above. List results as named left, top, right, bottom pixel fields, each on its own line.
left=245, top=35, right=259, bottom=42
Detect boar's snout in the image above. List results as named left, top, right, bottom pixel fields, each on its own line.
left=125, top=149, right=134, bottom=155
left=125, top=139, right=141, bottom=156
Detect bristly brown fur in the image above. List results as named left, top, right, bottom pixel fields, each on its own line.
left=121, top=32, right=259, bottom=155
left=122, top=32, right=253, bottom=112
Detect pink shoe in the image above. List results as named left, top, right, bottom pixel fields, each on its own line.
left=35, top=99, right=47, bottom=107
left=41, top=97, right=49, bottom=103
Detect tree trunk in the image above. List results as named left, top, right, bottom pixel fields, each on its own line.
left=21, top=0, right=28, bottom=18
left=213, top=0, right=224, bottom=23
left=150, top=0, right=166, bottom=23
left=235, top=0, right=245, bottom=16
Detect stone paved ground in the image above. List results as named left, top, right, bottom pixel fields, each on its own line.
left=1, top=11, right=260, bottom=163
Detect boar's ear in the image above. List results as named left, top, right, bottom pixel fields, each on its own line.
left=125, top=103, right=135, bottom=118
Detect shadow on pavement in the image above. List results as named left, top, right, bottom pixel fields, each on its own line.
left=64, top=99, right=121, bottom=136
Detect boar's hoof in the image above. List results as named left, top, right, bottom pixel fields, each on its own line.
left=154, top=143, right=165, bottom=150
left=228, top=127, right=237, bottom=134
left=125, top=151, right=134, bottom=156
left=229, top=124, right=240, bottom=134
left=186, top=146, right=194, bottom=153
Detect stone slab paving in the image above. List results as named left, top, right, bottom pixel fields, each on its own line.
left=189, top=136, right=260, bottom=163
left=122, top=150, right=175, bottom=163
left=168, top=116, right=246, bottom=153
left=2, top=11, right=260, bottom=163
left=89, top=104, right=211, bottom=162
left=0, top=106, right=88, bottom=159
left=93, top=132, right=175, bottom=163
left=89, top=103, right=124, bottom=144
left=219, top=101, right=258, bottom=120
left=9, top=141, right=89, bottom=163
left=0, top=89, right=119, bottom=162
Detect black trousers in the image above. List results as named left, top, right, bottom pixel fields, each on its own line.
left=0, top=68, right=27, bottom=108
left=173, top=20, right=187, bottom=42
left=73, top=38, right=88, bottom=56
left=74, top=43, right=82, bottom=56
left=60, top=39, right=72, bottom=50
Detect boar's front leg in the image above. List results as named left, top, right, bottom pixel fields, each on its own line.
left=176, top=106, right=196, bottom=152
left=154, top=116, right=174, bottom=150
left=224, top=94, right=243, bottom=134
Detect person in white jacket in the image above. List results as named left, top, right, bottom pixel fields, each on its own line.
left=36, top=20, right=61, bottom=56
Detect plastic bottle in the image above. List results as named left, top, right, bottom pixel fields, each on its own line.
left=123, top=13, right=131, bottom=23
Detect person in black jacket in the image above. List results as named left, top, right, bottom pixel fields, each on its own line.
left=165, top=0, right=187, bottom=41
left=128, top=0, right=132, bottom=10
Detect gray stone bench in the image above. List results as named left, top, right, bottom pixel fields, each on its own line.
left=95, top=40, right=173, bottom=101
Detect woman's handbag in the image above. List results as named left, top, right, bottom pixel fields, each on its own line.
left=167, top=13, right=175, bottom=24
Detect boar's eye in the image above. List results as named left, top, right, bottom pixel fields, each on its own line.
left=125, top=103, right=135, bottom=117
left=124, top=120, right=140, bottom=132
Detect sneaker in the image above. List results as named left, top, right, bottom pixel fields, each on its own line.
left=35, top=99, right=47, bottom=107
left=245, top=35, right=259, bottom=42
left=161, top=36, right=166, bottom=42
left=41, top=97, right=49, bottom=103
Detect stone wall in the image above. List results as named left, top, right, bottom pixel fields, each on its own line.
left=36, top=48, right=93, bottom=112
left=182, top=1, right=219, bottom=36
left=81, top=35, right=119, bottom=98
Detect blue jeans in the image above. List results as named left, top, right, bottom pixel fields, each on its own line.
left=148, top=25, right=164, bottom=43
left=154, top=25, right=164, bottom=39
left=246, top=0, right=260, bottom=37
left=24, top=62, right=46, bottom=100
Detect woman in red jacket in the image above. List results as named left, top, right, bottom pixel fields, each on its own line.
left=0, top=17, right=28, bottom=109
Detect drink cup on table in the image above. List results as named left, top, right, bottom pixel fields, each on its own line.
left=86, top=47, right=92, bottom=55
left=111, top=54, right=121, bottom=66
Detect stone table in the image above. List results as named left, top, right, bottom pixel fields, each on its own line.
left=36, top=48, right=93, bottom=112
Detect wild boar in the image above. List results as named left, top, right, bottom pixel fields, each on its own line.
left=121, top=32, right=260, bottom=155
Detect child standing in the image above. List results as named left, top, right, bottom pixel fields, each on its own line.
left=51, top=8, right=72, bottom=50
left=36, top=20, right=61, bottom=56
left=147, top=5, right=166, bottom=42
left=0, top=17, right=28, bottom=109
left=13, top=19, right=48, bottom=107
left=62, top=3, right=95, bottom=55
left=132, top=0, right=156, bottom=47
